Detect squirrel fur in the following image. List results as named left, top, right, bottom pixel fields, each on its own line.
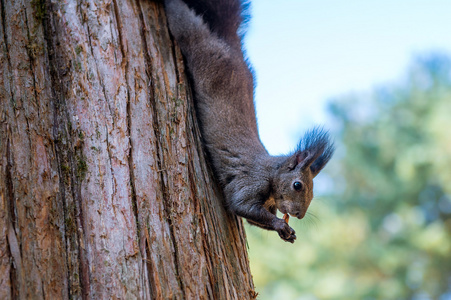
left=164, top=0, right=334, bottom=243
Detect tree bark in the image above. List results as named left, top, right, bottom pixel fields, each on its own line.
left=0, top=0, right=256, bottom=299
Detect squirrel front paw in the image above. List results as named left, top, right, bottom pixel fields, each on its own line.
left=273, top=218, right=296, bottom=243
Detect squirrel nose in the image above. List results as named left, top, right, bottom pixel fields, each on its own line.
left=296, top=211, right=306, bottom=219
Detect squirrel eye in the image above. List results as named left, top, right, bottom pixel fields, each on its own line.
left=293, top=181, right=303, bottom=191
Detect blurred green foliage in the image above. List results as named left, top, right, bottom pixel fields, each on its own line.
left=246, top=54, right=451, bottom=300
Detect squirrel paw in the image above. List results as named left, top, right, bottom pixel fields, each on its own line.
left=273, top=218, right=296, bottom=243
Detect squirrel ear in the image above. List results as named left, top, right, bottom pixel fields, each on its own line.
left=310, top=145, right=335, bottom=177
left=286, top=151, right=308, bottom=170
left=298, top=150, right=322, bottom=171
left=295, top=151, right=309, bottom=165
left=294, top=127, right=335, bottom=176
left=310, top=158, right=326, bottom=177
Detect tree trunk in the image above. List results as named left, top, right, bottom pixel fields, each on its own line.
left=0, top=0, right=256, bottom=299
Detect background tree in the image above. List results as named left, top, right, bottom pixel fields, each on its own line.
left=246, top=53, right=451, bottom=299
left=0, top=0, right=256, bottom=298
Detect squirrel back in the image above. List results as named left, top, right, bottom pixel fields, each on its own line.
left=165, top=0, right=334, bottom=243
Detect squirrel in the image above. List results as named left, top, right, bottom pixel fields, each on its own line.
left=164, top=0, right=334, bottom=243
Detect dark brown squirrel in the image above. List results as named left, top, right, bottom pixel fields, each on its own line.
left=164, top=0, right=334, bottom=243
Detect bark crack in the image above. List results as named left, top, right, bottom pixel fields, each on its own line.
left=104, top=126, right=118, bottom=212
left=54, top=133, right=74, bottom=299
left=134, top=2, right=170, bottom=298
left=39, top=2, right=89, bottom=298
left=0, top=0, right=17, bottom=111
left=5, top=128, right=21, bottom=299
left=110, top=0, right=137, bottom=225
left=23, top=6, right=41, bottom=119
left=84, top=21, right=116, bottom=128
left=126, top=78, right=139, bottom=237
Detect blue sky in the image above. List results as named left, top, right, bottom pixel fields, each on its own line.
left=244, top=0, right=451, bottom=155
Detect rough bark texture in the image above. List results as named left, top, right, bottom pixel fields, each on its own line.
left=0, top=0, right=256, bottom=299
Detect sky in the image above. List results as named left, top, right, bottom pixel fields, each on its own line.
left=244, top=0, right=451, bottom=155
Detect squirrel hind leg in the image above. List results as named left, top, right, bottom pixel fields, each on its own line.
left=164, top=0, right=231, bottom=73
left=164, top=0, right=208, bottom=42
left=182, top=0, right=244, bottom=47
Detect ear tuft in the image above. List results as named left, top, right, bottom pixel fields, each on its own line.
left=294, top=127, right=335, bottom=176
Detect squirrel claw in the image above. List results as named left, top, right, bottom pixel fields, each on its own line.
left=283, top=232, right=297, bottom=243
left=274, top=219, right=296, bottom=243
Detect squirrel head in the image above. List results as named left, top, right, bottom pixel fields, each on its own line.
left=272, top=128, right=334, bottom=219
